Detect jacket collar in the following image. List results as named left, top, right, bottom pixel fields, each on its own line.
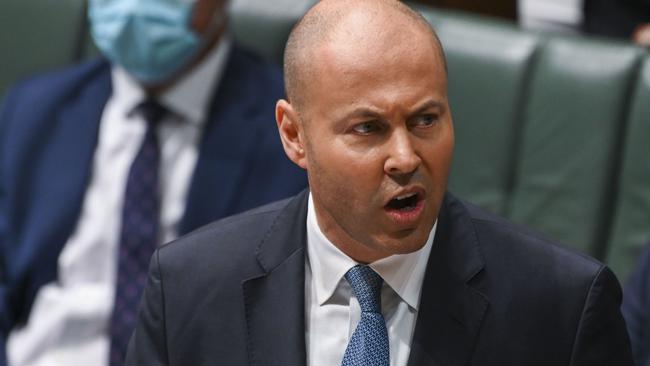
left=179, top=45, right=272, bottom=233
left=407, top=193, right=489, bottom=366
left=242, top=191, right=489, bottom=366
left=23, top=60, right=112, bottom=315
left=242, top=190, right=309, bottom=366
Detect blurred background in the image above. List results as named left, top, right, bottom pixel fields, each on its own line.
left=4, top=0, right=647, bottom=279
left=3, top=0, right=649, bottom=98
left=1, top=0, right=650, bottom=363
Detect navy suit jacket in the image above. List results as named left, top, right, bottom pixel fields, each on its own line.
left=0, top=46, right=307, bottom=365
left=126, top=190, right=633, bottom=366
left=622, top=242, right=650, bottom=366
left=583, top=0, right=650, bottom=38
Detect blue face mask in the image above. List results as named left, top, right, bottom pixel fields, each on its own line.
left=88, top=0, right=201, bottom=83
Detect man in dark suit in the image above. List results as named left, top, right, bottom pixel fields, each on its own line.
left=622, top=242, right=650, bottom=366
left=0, top=0, right=306, bottom=365
left=583, top=0, right=650, bottom=43
left=126, top=0, right=634, bottom=364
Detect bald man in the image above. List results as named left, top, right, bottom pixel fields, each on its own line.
left=125, top=1, right=634, bottom=365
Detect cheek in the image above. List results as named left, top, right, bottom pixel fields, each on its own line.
left=310, top=137, right=379, bottom=174
left=429, top=139, right=454, bottom=197
left=305, top=131, right=388, bottom=206
left=429, top=123, right=454, bottom=165
left=418, top=128, right=454, bottom=185
left=308, top=149, right=379, bottom=209
left=433, top=143, right=453, bottom=174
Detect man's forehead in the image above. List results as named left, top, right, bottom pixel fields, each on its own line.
left=305, top=44, right=448, bottom=121
left=283, top=0, right=446, bottom=111
left=312, top=26, right=442, bottom=79
left=309, top=5, right=442, bottom=73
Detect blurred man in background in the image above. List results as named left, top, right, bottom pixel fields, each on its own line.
left=583, top=0, right=650, bottom=47
left=0, top=0, right=306, bottom=365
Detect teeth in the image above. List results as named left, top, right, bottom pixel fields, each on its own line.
left=395, top=192, right=416, bottom=200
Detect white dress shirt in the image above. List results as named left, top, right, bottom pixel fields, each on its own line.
left=7, top=36, right=232, bottom=366
left=305, top=193, right=436, bottom=366
left=519, top=0, right=584, bottom=33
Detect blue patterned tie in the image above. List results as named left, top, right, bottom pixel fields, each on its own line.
left=109, top=99, right=167, bottom=366
left=342, top=265, right=390, bottom=366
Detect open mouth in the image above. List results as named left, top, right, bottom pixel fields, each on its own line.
left=385, top=192, right=421, bottom=211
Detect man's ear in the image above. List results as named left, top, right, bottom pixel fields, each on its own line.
left=276, top=99, right=308, bottom=169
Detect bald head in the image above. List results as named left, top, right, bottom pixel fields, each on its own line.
left=283, top=0, right=446, bottom=112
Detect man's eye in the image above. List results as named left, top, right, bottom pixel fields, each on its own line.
left=414, top=114, right=438, bottom=127
left=352, top=121, right=380, bottom=134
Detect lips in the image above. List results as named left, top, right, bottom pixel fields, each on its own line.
left=386, top=191, right=420, bottom=210
left=384, top=187, right=426, bottom=226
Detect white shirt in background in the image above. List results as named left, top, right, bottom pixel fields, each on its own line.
left=519, top=0, right=584, bottom=33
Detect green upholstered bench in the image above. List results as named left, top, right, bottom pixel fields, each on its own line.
left=2, top=1, right=649, bottom=283
left=415, top=8, right=650, bottom=283
left=0, top=0, right=90, bottom=98
left=605, top=58, right=650, bottom=281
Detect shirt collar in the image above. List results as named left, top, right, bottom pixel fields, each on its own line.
left=111, top=33, right=232, bottom=125
left=306, top=192, right=436, bottom=311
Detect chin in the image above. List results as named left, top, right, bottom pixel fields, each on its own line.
left=402, top=228, right=433, bottom=250
left=385, top=234, right=430, bottom=256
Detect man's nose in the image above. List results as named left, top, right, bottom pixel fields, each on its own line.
left=384, top=130, right=421, bottom=176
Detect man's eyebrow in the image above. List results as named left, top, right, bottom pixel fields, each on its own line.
left=336, top=100, right=446, bottom=123
left=412, top=100, right=445, bottom=114
left=342, top=107, right=383, bottom=120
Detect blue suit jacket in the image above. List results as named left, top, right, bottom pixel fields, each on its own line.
left=125, top=190, right=633, bottom=365
left=0, top=46, right=307, bottom=365
left=622, top=242, right=650, bottom=366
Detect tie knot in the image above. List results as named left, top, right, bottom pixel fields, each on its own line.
left=345, top=265, right=383, bottom=313
left=135, top=99, right=168, bottom=125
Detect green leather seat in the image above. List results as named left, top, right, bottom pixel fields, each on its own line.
left=229, top=0, right=317, bottom=65
left=0, top=0, right=87, bottom=98
left=606, top=57, right=650, bottom=282
left=421, top=9, right=539, bottom=215
left=507, top=37, right=643, bottom=256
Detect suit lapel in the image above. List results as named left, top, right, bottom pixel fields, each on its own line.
left=241, top=192, right=489, bottom=366
left=180, top=47, right=265, bottom=233
left=242, top=191, right=309, bottom=366
left=22, top=61, right=112, bottom=294
left=407, top=194, right=489, bottom=366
